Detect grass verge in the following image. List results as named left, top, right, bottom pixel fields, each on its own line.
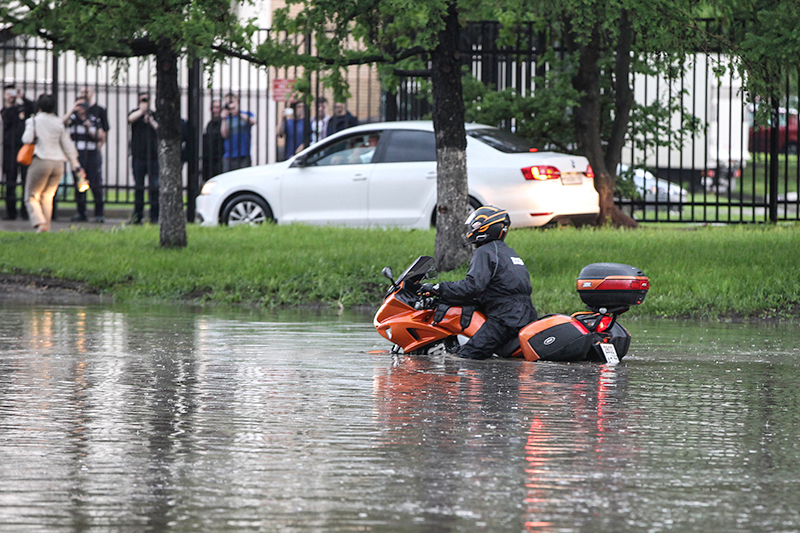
left=1, top=222, right=799, bottom=320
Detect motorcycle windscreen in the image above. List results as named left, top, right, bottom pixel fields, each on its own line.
left=395, top=255, right=435, bottom=285
left=519, top=314, right=593, bottom=362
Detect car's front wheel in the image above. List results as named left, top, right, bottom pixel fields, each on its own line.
left=221, top=194, right=274, bottom=226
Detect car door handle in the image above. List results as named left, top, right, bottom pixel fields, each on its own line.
left=426, top=172, right=436, bottom=179
left=353, top=175, right=367, bottom=181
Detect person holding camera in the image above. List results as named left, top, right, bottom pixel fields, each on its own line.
left=2, top=84, right=34, bottom=220
left=127, top=92, right=159, bottom=224
left=220, top=93, right=256, bottom=172
left=278, top=101, right=305, bottom=161
left=64, top=91, right=107, bottom=223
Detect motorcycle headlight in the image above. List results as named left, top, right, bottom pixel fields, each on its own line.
left=200, top=181, right=217, bottom=196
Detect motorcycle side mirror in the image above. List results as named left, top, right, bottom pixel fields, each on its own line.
left=381, top=266, right=399, bottom=292
left=424, top=268, right=438, bottom=280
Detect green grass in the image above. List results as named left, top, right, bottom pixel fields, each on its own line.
left=1, top=222, right=799, bottom=320
left=746, top=153, right=800, bottom=198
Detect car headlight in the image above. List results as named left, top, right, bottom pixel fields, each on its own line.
left=200, top=181, right=217, bottom=196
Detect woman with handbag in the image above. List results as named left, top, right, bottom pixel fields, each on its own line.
left=21, top=93, right=86, bottom=233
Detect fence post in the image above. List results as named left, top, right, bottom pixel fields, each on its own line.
left=186, top=57, right=201, bottom=222
left=51, top=51, right=59, bottom=100
left=769, top=96, right=779, bottom=223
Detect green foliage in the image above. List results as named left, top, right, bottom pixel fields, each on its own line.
left=712, top=0, right=800, bottom=106
left=462, top=54, right=580, bottom=152
left=1, top=223, right=800, bottom=320
left=257, top=0, right=458, bottom=98
left=0, top=0, right=253, bottom=65
left=461, top=0, right=712, bottom=212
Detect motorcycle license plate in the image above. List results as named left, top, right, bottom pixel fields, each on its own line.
left=600, top=343, right=620, bottom=365
left=560, top=172, right=582, bottom=185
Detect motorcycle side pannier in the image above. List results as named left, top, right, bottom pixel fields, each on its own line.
left=577, top=263, right=649, bottom=310
left=518, top=314, right=593, bottom=362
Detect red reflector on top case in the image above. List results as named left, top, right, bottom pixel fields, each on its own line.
left=596, top=278, right=649, bottom=291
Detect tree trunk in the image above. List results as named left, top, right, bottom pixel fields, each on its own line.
left=604, top=9, right=634, bottom=178
left=156, top=42, right=187, bottom=248
left=571, top=25, right=638, bottom=228
left=431, top=0, right=471, bottom=271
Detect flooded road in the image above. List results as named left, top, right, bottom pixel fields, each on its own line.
left=1, top=303, right=799, bottom=532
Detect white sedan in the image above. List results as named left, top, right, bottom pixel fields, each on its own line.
left=196, top=121, right=599, bottom=229
left=617, top=164, right=688, bottom=210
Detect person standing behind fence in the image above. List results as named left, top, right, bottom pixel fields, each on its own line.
left=64, top=97, right=106, bottom=222
left=127, top=92, right=159, bottom=225
left=326, top=100, right=359, bottom=137
left=220, top=93, right=256, bottom=172
left=78, top=86, right=110, bottom=146
left=278, top=101, right=305, bottom=160
left=22, top=94, right=86, bottom=233
left=2, top=84, right=34, bottom=221
left=310, top=97, right=330, bottom=145
left=203, top=99, right=224, bottom=181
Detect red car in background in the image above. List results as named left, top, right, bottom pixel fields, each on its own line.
left=749, top=107, right=798, bottom=154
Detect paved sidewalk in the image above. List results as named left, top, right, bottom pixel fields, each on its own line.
left=1, top=208, right=133, bottom=233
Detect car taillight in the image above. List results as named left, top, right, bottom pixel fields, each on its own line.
left=522, top=166, right=561, bottom=180
left=585, top=165, right=594, bottom=178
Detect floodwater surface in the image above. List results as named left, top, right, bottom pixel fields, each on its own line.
left=0, top=303, right=799, bottom=532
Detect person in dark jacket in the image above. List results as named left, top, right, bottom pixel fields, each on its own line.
left=2, top=84, right=34, bottom=220
left=419, top=206, right=538, bottom=359
left=202, top=99, right=224, bottom=181
left=325, top=101, right=358, bottom=137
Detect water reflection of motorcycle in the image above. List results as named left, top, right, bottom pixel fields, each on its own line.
left=373, top=256, right=649, bottom=364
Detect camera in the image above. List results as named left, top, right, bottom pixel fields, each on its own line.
left=224, top=103, right=230, bottom=110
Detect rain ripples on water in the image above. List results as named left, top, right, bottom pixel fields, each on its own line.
left=1, top=304, right=799, bottom=532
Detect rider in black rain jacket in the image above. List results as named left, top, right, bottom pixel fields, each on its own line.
left=420, top=206, right=538, bottom=359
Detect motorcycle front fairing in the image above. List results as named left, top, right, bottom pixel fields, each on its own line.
left=374, top=256, right=487, bottom=353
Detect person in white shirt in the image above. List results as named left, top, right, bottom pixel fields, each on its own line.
left=310, top=97, right=331, bottom=145
left=22, top=94, right=86, bottom=233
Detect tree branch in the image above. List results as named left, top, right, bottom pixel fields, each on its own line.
left=213, top=42, right=428, bottom=68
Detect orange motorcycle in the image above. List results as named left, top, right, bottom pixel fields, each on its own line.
left=373, top=256, right=649, bottom=364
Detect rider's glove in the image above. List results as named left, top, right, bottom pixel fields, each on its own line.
left=417, top=283, right=440, bottom=297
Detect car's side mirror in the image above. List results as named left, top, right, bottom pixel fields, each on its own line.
left=292, top=155, right=307, bottom=168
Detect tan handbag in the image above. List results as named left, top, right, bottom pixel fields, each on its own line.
left=16, top=143, right=35, bottom=166
left=16, top=116, right=36, bottom=166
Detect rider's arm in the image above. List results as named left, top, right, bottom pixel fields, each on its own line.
left=438, top=245, right=494, bottom=302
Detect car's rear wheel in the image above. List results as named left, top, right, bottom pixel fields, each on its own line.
left=431, top=196, right=482, bottom=227
left=221, top=194, right=274, bottom=226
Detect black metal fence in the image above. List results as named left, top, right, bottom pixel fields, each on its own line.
left=450, top=20, right=800, bottom=224
left=2, top=23, right=798, bottom=224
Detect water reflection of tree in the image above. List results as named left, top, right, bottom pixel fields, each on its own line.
left=119, top=311, right=200, bottom=530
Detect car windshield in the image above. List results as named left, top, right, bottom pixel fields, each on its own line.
left=467, top=128, right=538, bottom=153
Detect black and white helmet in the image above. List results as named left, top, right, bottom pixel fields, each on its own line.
left=464, top=205, right=510, bottom=245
